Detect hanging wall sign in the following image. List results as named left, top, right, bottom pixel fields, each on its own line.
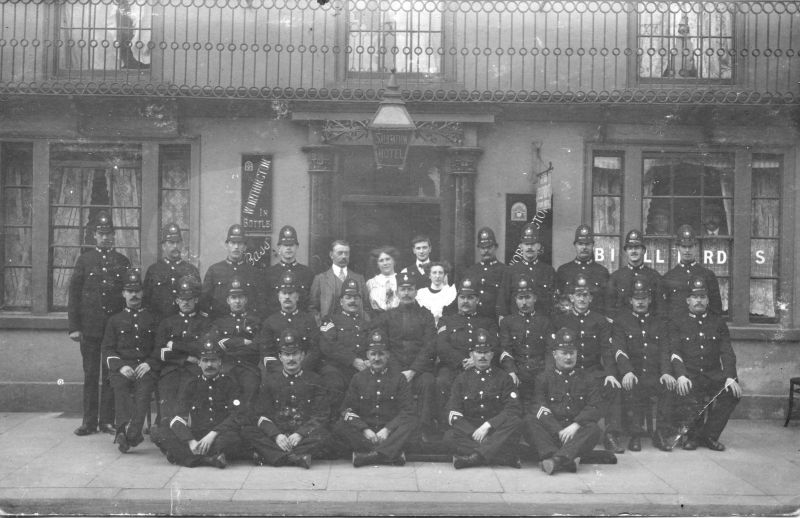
left=241, top=154, right=273, bottom=269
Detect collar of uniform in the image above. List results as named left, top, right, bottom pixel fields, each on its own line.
left=571, top=308, right=591, bottom=317
left=281, top=261, right=297, bottom=267
left=163, top=257, right=183, bottom=266
left=554, top=367, right=576, bottom=377
left=681, top=260, right=698, bottom=268
left=95, top=246, right=111, bottom=254
left=281, top=309, right=300, bottom=317
left=460, top=311, right=477, bottom=317
left=180, top=311, right=197, bottom=318
left=226, top=258, right=244, bottom=266
left=519, top=310, right=535, bottom=318
left=689, top=312, right=708, bottom=319
left=283, top=369, right=303, bottom=378
left=124, top=306, right=142, bottom=314
left=574, top=258, right=595, bottom=266
left=202, top=373, right=221, bottom=382
left=230, top=311, right=246, bottom=318
left=370, top=367, right=388, bottom=376
left=521, top=258, right=538, bottom=266
left=626, top=263, right=644, bottom=271
left=473, top=367, right=492, bottom=375
left=481, top=258, right=498, bottom=266
left=341, top=310, right=358, bottom=319
left=632, top=311, right=650, bottom=319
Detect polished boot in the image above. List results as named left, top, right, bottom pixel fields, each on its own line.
left=115, top=430, right=130, bottom=453
left=603, top=432, right=625, bottom=454
left=99, top=423, right=117, bottom=435
left=286, top=453, right=313, bottom=469
left=352, top=451, right=383, bottom=468
left=74, top=424, right=97, bottom=436
left=628, top=436, right=642, bottom=452
left=452, top=452, right=484, bottom=470
left=700, top=437, right=726, bottom=451
left=199, top=453, right=227, bottom=469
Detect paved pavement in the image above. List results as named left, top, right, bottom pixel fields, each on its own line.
left=0, top=413, right=798, bottom=516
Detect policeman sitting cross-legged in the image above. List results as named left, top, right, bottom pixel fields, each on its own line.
left=611, top=278, right=677, bottom=452
left=526, top=327, right=613, bottom=476
left=445, top=328, right=523, bottom=470
left=668, top=276, right=741, bottom=452
left=152, top=275, right=210, bottom=426
left=151, top=340, right=246, bottom=469
left=333, top=329, right=419, bottom=468
left=210, top=276, right=262, bottom=410
left=242, top=329, right=332, bottom=469
left=102, top=268, right=158, bottom=453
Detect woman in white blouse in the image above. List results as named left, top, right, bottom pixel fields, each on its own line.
left=365, top=246, right=401, bottom=312
left=415, top=261, right=456, bottom=325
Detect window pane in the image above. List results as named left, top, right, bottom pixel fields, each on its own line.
left=50, top=144, right=142, bottom=311
left=2, top=142, right=33, bottom=310
left=594, top=236, right=620, bottom=274
left=750, top=155, right=781, bottom=322
left=159, top=144, right=192, bottom=261
left=592, top=153, right=623, bottom=274
left=643, top=237, right=673, bottom=275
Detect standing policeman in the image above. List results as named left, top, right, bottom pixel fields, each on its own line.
left=461, top=227, right=506, bottom=321
left=263, top=225, right=314, bottom=317
left=68, top=210, right=130, bottom=436
left=663, top=225, right=723, bottom=321
left=669, top=276, right=740, bottom=451
left=497, top=223, right=556, bottom=319
left=102, top=268, right=158, bottom=453
left=606, top=229, right=664, bottom=320
left=445, top=328, right=523, bottom=469
left=556, top=224, right=610, bottom=316
left=200, top=224, right=265, bottom=319
left=143, top=223, right=200, bottom=325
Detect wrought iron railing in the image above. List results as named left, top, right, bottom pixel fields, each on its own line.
left=0, top=0, right=798, bottom=104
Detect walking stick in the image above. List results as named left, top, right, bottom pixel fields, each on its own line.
left=665, top=383, right=730, bottom=450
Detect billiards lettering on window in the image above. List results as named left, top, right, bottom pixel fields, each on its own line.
left=592, top=248, right=770, bottom=265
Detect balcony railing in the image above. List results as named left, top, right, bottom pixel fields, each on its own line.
left=0, top=0, right=798, bottom=104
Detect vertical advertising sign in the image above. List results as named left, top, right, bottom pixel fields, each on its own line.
left=241, top=155, right=273, bottom=269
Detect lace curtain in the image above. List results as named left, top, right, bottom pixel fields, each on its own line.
left=750, top=162, right=781, bottom=318
left=592, top=158, right=622, bottom=273
left=2, top=150, right=32, bottom=309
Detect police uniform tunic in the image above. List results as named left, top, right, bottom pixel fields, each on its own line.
left=606, top=264, right=664, bottom=320
left=333, top=366, right=418, bottom=460
left=68, top=247, right=130, bottom=428
left=200, top=259, right=264, bottom=319
left=241, top=369, right=332, bottom=465
left=263, top=261, right=314, bottom=316
left=525, top=367, right=604, bottom=461
left=318, top=311, right=370, bottom=409
left=556, top=259, right=610, bottom=315
left=102, top=306, right=158, bottom=436
left=497, top=260, right=556, bottom=317
left=373, top=302, right=438, bottom=430
left=499, top=311, right=553, bottom=399
left=143, top=258, right=200, bottom=323
left=611, top=311, right=674, bottom=436
left=211, top=312, right=262, bottom=409
left=152, top=373, right=245, bottom=467
left=153, top=311, right=210, bottom=423
left=463, top=259, right=507, bottom=320
left=445, top=367, right=522, bottom=463
left=662, top=261, right=723, bottom=320
left=551, top=310, right=614, bottom=377
left=668, top=311, right=739, bottom=441
left=257, top=309, right=321, bottom=373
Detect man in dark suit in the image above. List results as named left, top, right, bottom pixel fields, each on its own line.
left=401, top=234, right=434, bottom=290
left=68, top=210, right=130, bottom=436
left=309, top=239, right=369, bottom=324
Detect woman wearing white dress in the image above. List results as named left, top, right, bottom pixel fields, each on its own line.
left=365, top=246, right=401, bottom=312
left=415, top=261, right=456, bottom=325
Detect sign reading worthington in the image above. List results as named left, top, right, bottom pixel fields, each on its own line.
left=241, top=155, right=273, bottom=232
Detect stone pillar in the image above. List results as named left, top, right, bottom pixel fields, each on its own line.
left=446, top=147, right=483, bottom=275
left=301, top=145, right=339, bottom=272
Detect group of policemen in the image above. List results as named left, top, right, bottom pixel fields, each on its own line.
left=67, top=209, right=740, bottom=475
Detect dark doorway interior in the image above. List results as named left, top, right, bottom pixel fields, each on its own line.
left=343, top=202, right=440, bottom=277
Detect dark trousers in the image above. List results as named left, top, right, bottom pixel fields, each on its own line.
left=80, top=336, right=114, bottom=428
left=674, top=376, right=739, bottom=441
left=109, top=370, right=156, bottom=439
left=229, top=365, right=261, bottom=410
left=444, top=416, right=522, bottom=463
left=435, top=366, right=459, bottom=424
left=332, top=415, right=419, bottom=460
left=241, top=424, right=333, bottom=465
left=319, top=364, right=356, bottom=414
left=151, top=426, right=245, bottom=467
left=157, top=366, right=201, bottom=425
left=525, top=418, right=602, bottom=462
left=410, top=372, right=437, bottom=431
left=621, top=378, right=675, bottom=436
left=585, top=367, right=621, bottom=435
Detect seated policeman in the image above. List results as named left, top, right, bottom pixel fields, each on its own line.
left=243, top=329, right=331, bottom=469
left=333, top=329, right=418, bottom=467
left=526, top=327, right=608, bottom=475
left=445, top=328, right=523, bottom=470
left=210, top=275, right=262, bottom=410
left=668, top=276, right=741, bottom=451
left=102, top=268, right=158, bottom=453
left=151, top=340, right=245, bottom=469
